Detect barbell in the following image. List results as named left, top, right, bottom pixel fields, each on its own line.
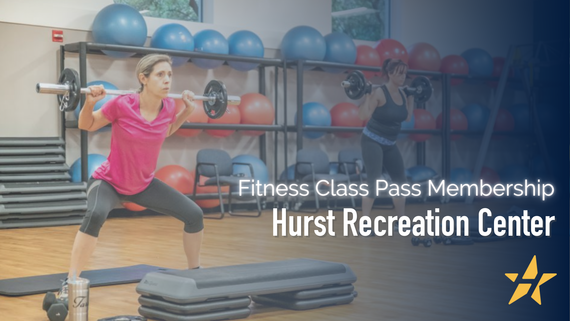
left=36, top=68, right=241, bottom=119
left=341, top=70, right=433, bottom=103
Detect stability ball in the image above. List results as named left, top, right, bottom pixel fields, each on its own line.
left=322, top=32, right=357, bottom=73
left=330, top=102, right=361, bottom=138
left=407, top=42, right=441, bottom=73
left=280, top=165, right=296, bottom=181
left=294, top=102, right=331, bottom=139
left=155, top=165, right=194, bottom=194
left=440, top=55, right=469, bottom=86
left=436, top=109, right=468, bottom=141
left=280, top=26, right=326, bottom=69
left=398, top=113, right=415, bottom=140
left=374, top=39, right=409, bottom=66
left=193, top=29, right=229, bottom=69
left=406, top=166, right=438, bottom=183
left=69, top=154, right=107, bottom=183
left=174, top=100, right=209, bottom=138
left=507, top=103, right=531, bottom=132
left=123, top=202, right=146, bottom=212
left=493, top=109, right=515, bottom=139
left=150, top=23, right=194, bottom=67
left=74, top=80, right=118, bottom=132
left=92, top=4, right=147, bottom=58
left=206, top=105, right=241, bottom=138
left=190, top=170, right=229, bottom=209
left=409, top=109, right=435, bottom=142
left=462, top=103, right=490, bottom=132
left=228, top=30, right=264, bottom=71
left=230, top=155, right=269, bottom=199
left=355, top=45, right=381, bottom=79
left=450, top=168, right=473, bottom=184
left=461, top=48, right=494, bottom=77
left=238, top=93, right=275, bottom=136
left=487, top=57, right=513, bottom=88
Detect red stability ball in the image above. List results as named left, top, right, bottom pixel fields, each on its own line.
left=407, top=42, right=441, bottom=73
left=122, top=202, right=146, bottom=211
left=440, top=55, right=469, bottom=86
left=354, top=45, right=381, bottom=79
left=174, top=99, right=209, bottom=138
left=436, top=109, right=468, bottom=141
left=374, top=38, right=409, bottom=77
left=410, top=109, right=435, bottom=142
left=238, top=93, right=275, bottom=136
left=487, top=57, right=514, bottom=88
left=155, top=165, right=194, bottom=195
left=492, top=108, right=515, bottom=140
left=330, top=102, right=361, bottom=138
left=206, top=105, right=241, bottom=138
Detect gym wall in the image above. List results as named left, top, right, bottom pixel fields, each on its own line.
left=0, top=0, right=534, bottom=180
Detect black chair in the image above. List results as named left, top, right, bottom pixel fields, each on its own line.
left=338, top=148, right=394, bottom=209
left=292, top=149, right=354, bottom=212
left=193, top=149, right=262, bottom=219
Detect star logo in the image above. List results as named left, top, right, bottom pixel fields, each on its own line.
left=505, top=255, right=556, bottom=305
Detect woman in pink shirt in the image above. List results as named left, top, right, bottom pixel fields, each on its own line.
left=59, top=54, right=203, bottom=301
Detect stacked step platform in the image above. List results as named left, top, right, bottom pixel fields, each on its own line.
left=136, top=258, right=357, bottom=321
left=0, top=137, right=87, bottom=228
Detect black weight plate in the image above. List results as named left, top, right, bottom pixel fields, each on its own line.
left=57, top=68, right=81, bottom=112
left=203, top=80, right=228, bottom=119
left=410, top=76, right=433, bottom=104
left=344, top=70, right=368, bottom=100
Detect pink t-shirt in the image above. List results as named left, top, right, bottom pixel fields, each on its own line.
left=92, top=94, right=177, bottom=195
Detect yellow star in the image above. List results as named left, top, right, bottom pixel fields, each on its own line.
left=506, top=255, right=556, bottom=305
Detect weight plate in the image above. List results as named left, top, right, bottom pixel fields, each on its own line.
left=410, top=76, right=433, bottom=104
left=58, top=68, right=81, bottom=112
left=344, top=70, right=368, bottom=100
left=203, top=80, right=228, bottom=119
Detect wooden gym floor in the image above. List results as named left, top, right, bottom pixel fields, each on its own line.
left=0, top=200, right=543, bottom=321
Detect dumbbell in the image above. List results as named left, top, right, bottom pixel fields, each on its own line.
left=43, top=292, right=68, bottom=321
left=411, top=237, right=432, bottom=247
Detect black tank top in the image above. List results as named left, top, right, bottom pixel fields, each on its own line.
left=365, top=85, right=408, bottom=142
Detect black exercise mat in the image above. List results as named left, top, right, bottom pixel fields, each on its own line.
left=0, top=264, right=168, bottom=296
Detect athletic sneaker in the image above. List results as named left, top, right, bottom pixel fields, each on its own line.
left=57, top=278, right=69, bottom=302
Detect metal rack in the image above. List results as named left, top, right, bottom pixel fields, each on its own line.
left=282, top=57, right=533, bottom=192
left=59, top=42, right=286, bottom=188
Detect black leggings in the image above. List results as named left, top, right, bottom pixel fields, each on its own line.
left=80, top=178, right=204, bottom=237
left=361, top=134, right=407, bottom=197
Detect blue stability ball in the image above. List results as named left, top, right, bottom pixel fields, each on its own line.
left=231, top=155, right=269, bottom=198
left=279, top=165, right=296, bottom=181
left=193, top=29, right=229, bottom=69
left=280, top=26, right=326, bottom=69
left=462, top=103, right=490, bottom=132
left=461, top=48, right=494, bottom=77
left=499, top=164, right=531, bottom=183
left=294, top=102, right=332, bottom=139
left=450, top=168, right=473, bottom=184
left=507, top=103, right=531, bottom=132
left=228, top=30, right=264, bottom=72
left=322, top=32, right=357, bottom=73
left=69, top=154, right=108, bottom=183
left=398, top=113, right=415, bottom=140
left=405, top=166, right=438, bottom=183
left=92, top=4, right=147, bottom=58
left=150, top=23, right=194, bottom=67
left=74, top=80, right=118, bottom=133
